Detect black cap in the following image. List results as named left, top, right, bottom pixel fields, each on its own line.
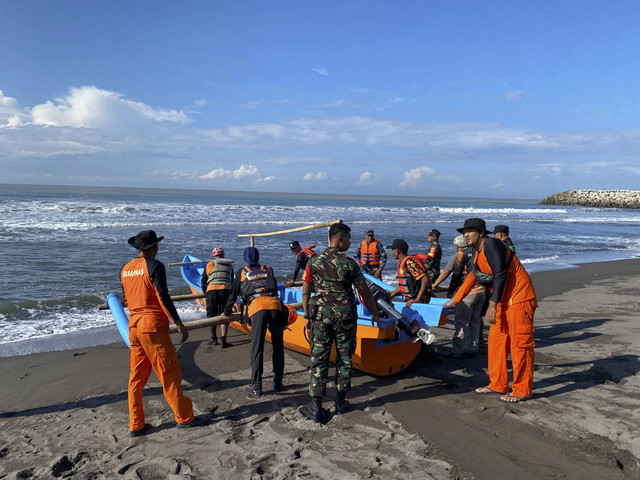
left=128, top=230, right=164, bottom=251
left=492, top=225, right=509, bottom=235
left=426, top=229, right=441, bottom=238
left=365, top=229, right=374, bottom=236
left=289, top=240, right=300, bottom=250
left=456, top=218, right=490, bottom=234
left=387, top=238, right=409, bottom=251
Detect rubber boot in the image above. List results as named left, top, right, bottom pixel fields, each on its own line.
left=306, top=397, right=323, bottom=423
left=334, top=391, right=351, bottom=415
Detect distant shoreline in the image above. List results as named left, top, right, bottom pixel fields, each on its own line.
left=540, top=189, right=640, bottom=208
left=0, top=182, right=540, bottom=204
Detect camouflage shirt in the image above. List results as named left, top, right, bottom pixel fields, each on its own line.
left=304, top=247, right=366, bottom=317
left=424, top=241, right=442, bottom=280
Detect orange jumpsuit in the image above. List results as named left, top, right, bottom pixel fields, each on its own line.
left=454, top=238, right=537, bottom=398
left=121, top=257, right=194, bottom=431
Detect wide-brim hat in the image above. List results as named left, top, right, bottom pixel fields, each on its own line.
left=492, top=224, right=509, bottom=235
left=128, top=230, right=164, bottom=251
left=456, top=218, right=490, bottom=234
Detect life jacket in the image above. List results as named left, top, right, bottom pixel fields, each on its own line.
left=397, top=255, right=427, bottom=299
left=359, top=239, right=382, bottom=266
left=205, top=259, right=233, bottom=291
left=120, top=257, right=171, bottom=332
left=454, top=239, right=536, bottom=307
left=300, top=244, right=316, bottom=259
left=240, top=265, right=279, bottom=305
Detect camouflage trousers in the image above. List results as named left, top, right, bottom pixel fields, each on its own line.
left=308, top=312, right=357, bottom=398
left=360, top=263, right=379, bottom=276
left=426, top=267, right=439, bottom=283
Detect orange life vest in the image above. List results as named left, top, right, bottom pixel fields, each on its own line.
left=359, top=239, right=382, bottom=266
left=454, top=247, right=536, bottom=306
left=300, top=244, right=316, bottom=259
left=120, top=257, right=172, bottom=332
left=397, top=255, right=427, bottom=299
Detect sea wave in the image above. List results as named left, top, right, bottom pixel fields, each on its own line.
left=520, top=255, right=560, bottom=264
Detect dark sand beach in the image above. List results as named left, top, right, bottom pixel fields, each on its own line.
left=1, top=259, right=639, bottom=479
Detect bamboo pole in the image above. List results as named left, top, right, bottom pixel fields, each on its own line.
left=238, top=219, right=342, bottom=240
left=99, top=293, right=206, bottom=310
left=168, top=258, right=233, bottom=268
left=169, top=313, right=241, bottom=332
left=101, top=296, right=303, bottom=312
left=168, top=302, right=302, bottom=333
left=167, top=261, right=207, bottom=267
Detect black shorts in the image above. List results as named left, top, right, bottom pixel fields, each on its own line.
left=205, top=289, right=230, bottom=318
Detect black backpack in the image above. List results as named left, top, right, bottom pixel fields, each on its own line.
left=240, top=265, right=278, bottom=304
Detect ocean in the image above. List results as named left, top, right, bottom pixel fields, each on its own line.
left=2, top=183, right=639, bottom=357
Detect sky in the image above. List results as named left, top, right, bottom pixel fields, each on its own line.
left=1, top=1, right=639, bottom=199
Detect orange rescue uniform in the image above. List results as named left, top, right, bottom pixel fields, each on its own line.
left=121, top=257, right=194, bottom=431
left=454, top=239, right=537, bottom=398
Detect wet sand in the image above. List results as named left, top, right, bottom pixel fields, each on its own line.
left=1, top=259, right=639, bottom=479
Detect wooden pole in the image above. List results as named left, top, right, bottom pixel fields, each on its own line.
left=169, top=302, right=303, bottom=333
left=99, top=292, right=206, bottom=310
left=101, top=296, right=302, bottom=312
left=238, top=219, right=342, bottom=241
left=169, top=313, right=241, bottom=332
left=167, top=261, right=207, bottom=267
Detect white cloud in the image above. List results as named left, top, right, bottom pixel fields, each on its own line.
left=311, top=99, right=360, bottom=109
left=4, top=115, right=22, bottom=128
left=348, top=88, right=376, bottom=94
left=256, top=176, right=275, bottom=183
left=200, top=116, right=602, bottom=151
left=358, top=171, right=378, bottom=185
left=313, top=68, right=330, bottom=77
left=302, top=171, right=328, bottom=181
left=200, top=164, right=261, bottom=180
left=398, top=166, right=436, bottom=187
left=537, top=163, right=564, bottom=176
left=30, top=86, right=191, bottom=128
left=0, top=90, right=19, bottom=109
left=194, top=99, right=209, bottom=107
left=0, top=90, right=28, bottom=127
left=241, top=99, right=290, bottom=110
left=267, top=156, right=330, bottom=165
left=504, top=90, right=526, bottom=101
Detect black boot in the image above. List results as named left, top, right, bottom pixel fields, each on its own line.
left=306, top=397, right=323, bottom=423
left=335, top=391, right=351, bottom=415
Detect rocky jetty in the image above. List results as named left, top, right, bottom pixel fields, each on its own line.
left=540, top=189, right=640, bottom=209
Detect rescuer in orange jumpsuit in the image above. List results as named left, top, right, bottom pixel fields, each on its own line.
left=444, top=218, right=537, bottom=403
left=121, top=230, right=208, bottom=436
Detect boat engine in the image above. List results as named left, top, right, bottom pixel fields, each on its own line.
left=363, top=280, right=436, bottom=346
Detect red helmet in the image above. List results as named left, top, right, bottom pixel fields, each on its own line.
left=284, top=305, right=298, bottom=326
left=212, top=247, right=225, bottom=258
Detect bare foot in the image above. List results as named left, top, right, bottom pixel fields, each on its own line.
left=499, top=394, right=527, bottom=403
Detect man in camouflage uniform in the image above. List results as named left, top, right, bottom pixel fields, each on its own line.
left=302, top=222, right=379, bottom=422
left=424, top=229, right=443, bottom=282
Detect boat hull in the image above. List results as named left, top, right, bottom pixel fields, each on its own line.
left=181, top=255, right=445, bottom=376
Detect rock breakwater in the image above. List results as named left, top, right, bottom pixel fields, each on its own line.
left=540, top=189, right=640, bottom=209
